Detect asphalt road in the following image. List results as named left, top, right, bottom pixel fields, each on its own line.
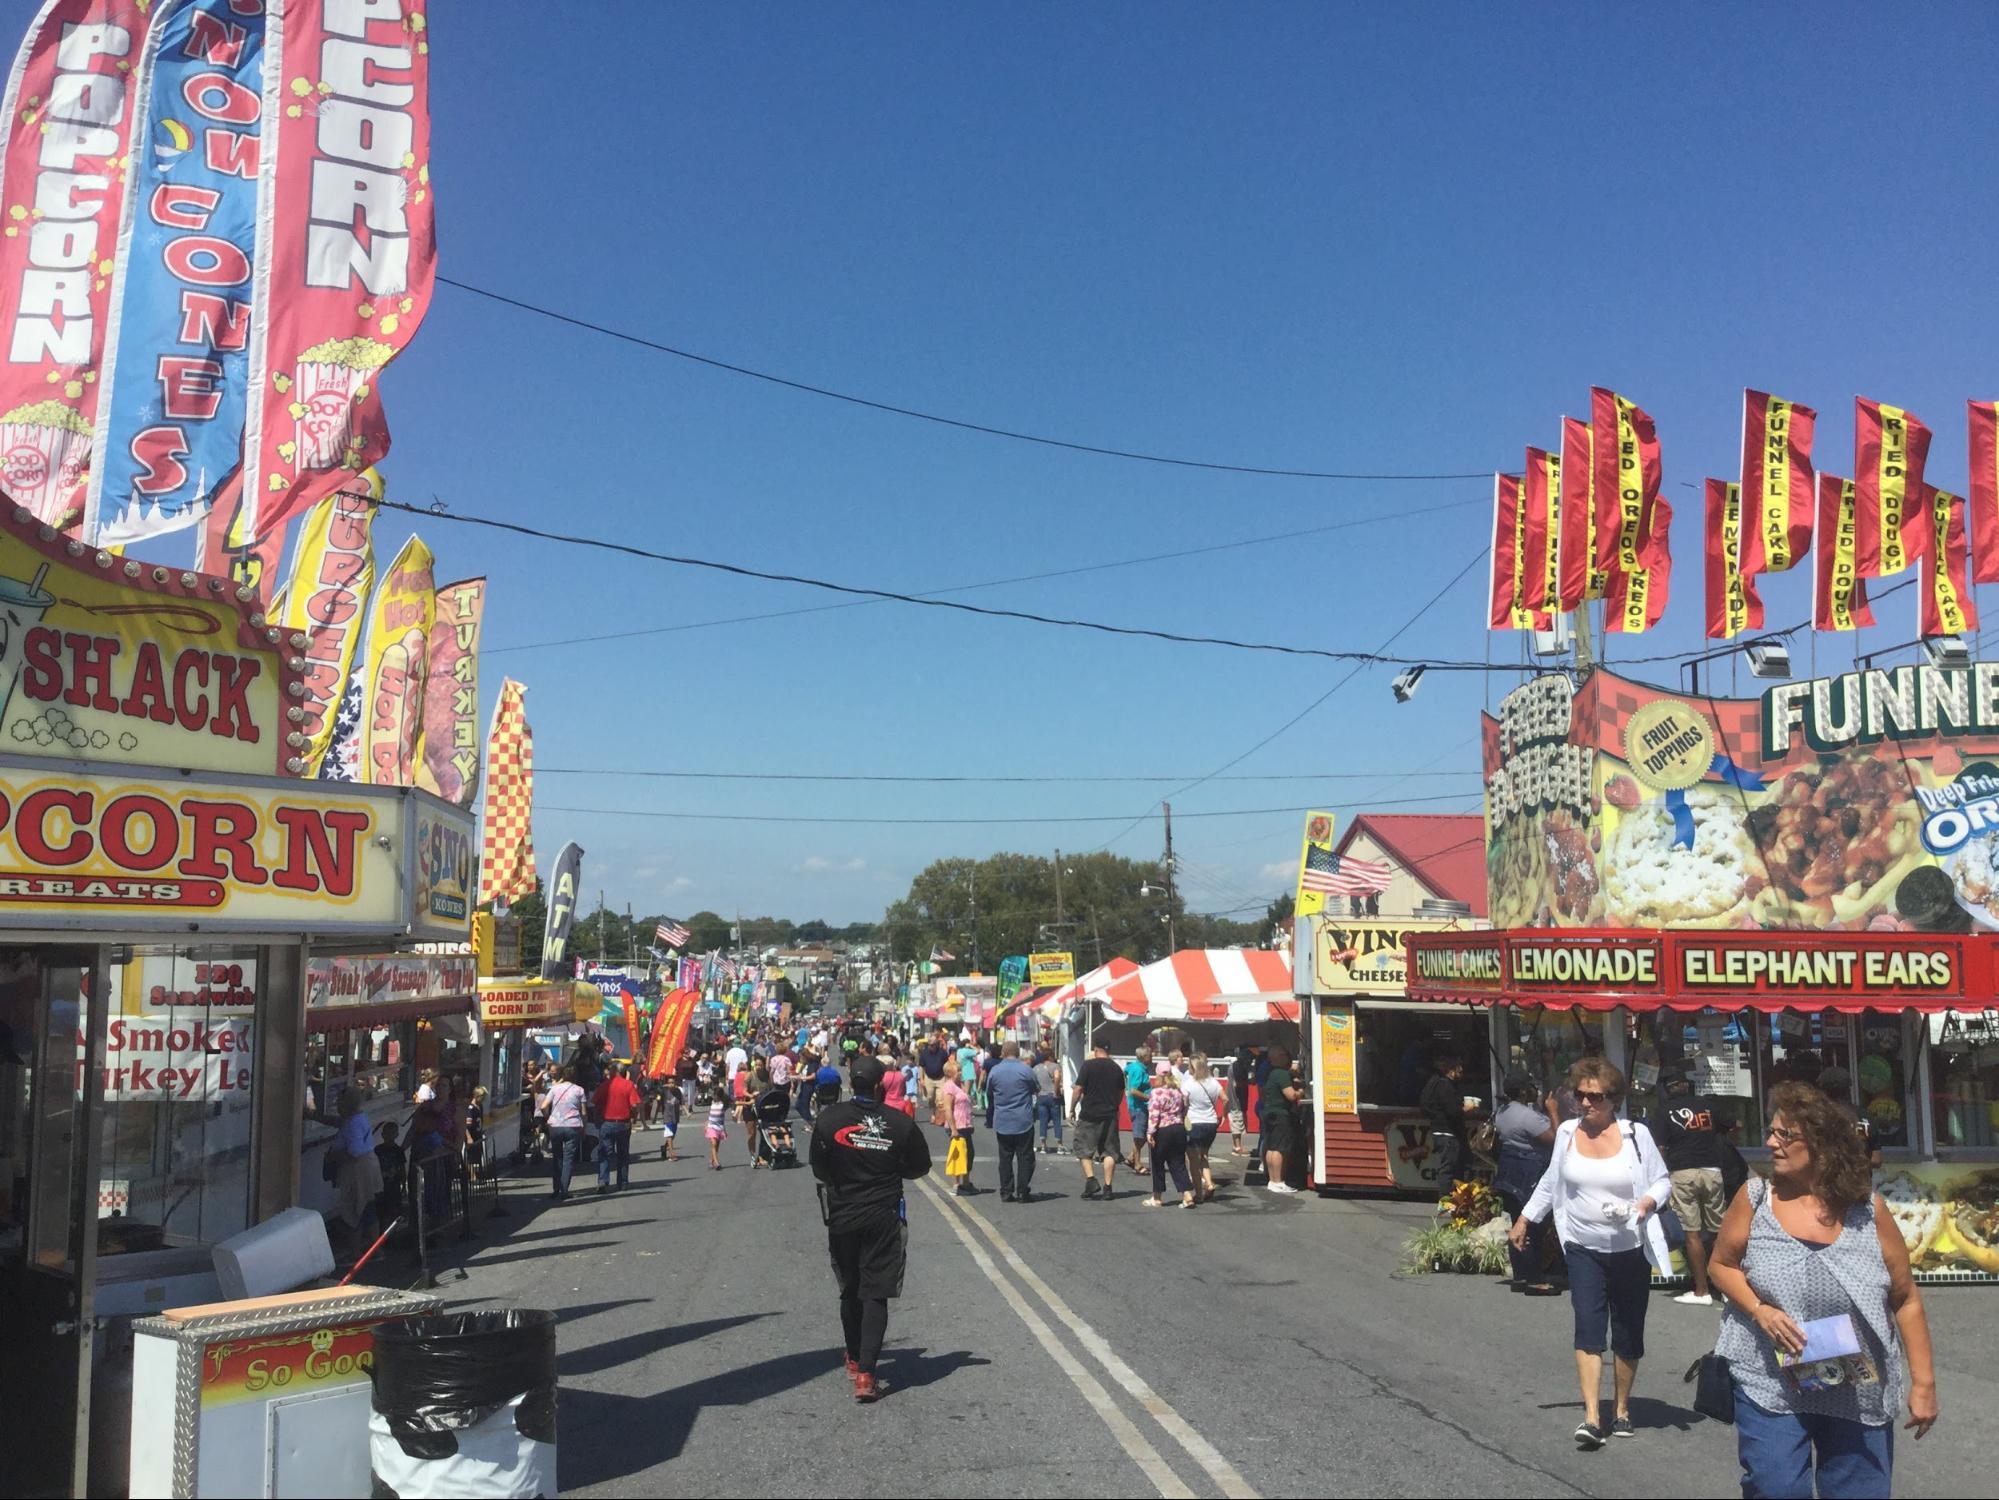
left=412, top=1119, right=1999, bottom=1498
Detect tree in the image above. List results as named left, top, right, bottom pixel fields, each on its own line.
left=1258, top=890, right=1295, bottom=948
left=882, top=851, right=1192, bottom=969
left=684, top=910, right=732, bottom=952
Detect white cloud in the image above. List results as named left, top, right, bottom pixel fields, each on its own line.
left=796, top=855, right=867, bottom=874
left=666, top=876, right=693, bottom=891
left=632, top=865, right=661, bottom=881
left=1259, top=860, right=1296, bottom=883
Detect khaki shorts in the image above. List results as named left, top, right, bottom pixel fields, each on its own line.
left=1670, top=1167, right=1726, bottom=1234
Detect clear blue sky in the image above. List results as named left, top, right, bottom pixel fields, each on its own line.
left=22, top=3, right=1999, bottom=926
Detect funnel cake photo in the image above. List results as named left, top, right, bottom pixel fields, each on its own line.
left=1602, top=787, right=1756, bottom=928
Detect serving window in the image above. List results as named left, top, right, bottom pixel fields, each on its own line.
left=1928, top=1011, right=1999, bottom=1152
left=1503, top=1007, right=1606, bottom=1104
left=1352, top=1003, right=1491, bottom=1111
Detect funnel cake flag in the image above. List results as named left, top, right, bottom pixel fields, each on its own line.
left=477, top=677, right=534, bottom=909
left=245, top=0, right=436, bottom=544
left=1920, top=486, right=1977, bottom=639
left=1739, top=390, right=1815, bottom=582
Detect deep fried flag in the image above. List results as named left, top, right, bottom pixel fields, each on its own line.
left=1705, top=479, right=1760, bottom=639
left=1556, top=415, right=1605, bottom=608
left=1813, top=474, right=1873, bottom=632
left=1921, top=486, right=1978, bottom=639
left=1853, top=398, right=1932, bottom=578
left=1970, top=400, right=1999, bottom=584
left=1523, top=446, right=1562, bottom=616
left=1488, top=472, right=1550, bottom=630
left=1739, top=390, right=1815, bottom=579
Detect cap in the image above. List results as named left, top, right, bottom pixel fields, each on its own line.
left=850, top=1056, right=885, bottom=1094
left=1503, top=1066, right=1535, bottom=1096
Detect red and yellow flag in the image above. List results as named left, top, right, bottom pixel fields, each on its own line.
left=1853, top=398, right=1932, bottom=578
left=1489, top=472, right=1551, bottom=630
left=1522, top=446, right=1562, bottom=616
left=1591, top=388, right=1668, bottom=633
left=1921, top=486, right=1978, bottom=639
left=1739, top=390, right=1815, bottom=579
left=1704, top=479, right=1760, bottom=640
left=1969, top=400, right=1999, bottom=584
left=1813, top=474, right=1873, bottom=631
left=1556, top=415, right=1605, bottom=608
left=477, top=679, right=537, bottom=909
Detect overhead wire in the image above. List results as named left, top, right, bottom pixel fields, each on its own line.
left=535, top=790, right=1481, bottom=827
left=534, top=766, right=1485, bottom=785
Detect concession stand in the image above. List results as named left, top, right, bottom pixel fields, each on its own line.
left=0, top=510, right=475, bottom=1496
left=1405, top=665, right=1999, bottom=1284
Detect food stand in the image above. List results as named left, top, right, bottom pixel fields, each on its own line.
left=1405, top=665, right=1999, bottom=1283
left=0, top=509, right=475, bottom=1496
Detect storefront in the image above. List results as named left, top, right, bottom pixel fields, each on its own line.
left=0, top=510, right=475, bottom=1496
left=476, top=976, right=599, bottom=1160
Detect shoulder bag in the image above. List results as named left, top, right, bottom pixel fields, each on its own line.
left=1684, top=1350, right=1736, bottom=1424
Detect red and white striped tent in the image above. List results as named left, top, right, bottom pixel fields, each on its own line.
left=1042, top=956, right=1141, bottom=1020
left=1088, top=948, right=1297, bottom=1025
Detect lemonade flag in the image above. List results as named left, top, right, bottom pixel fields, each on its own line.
left=361, top=532, right=432, bottom=785
left=1704, top=478, right=1759, bottom=640
left=245, top=0, right=437, bottom=544
left=1293, top=811, right=1336, bottom=919
left=0, top=1, right=160, bottom=529
left=1488, top=472, right=1548, bottom=630
left=88, top=0, right=268, bottom=545
left=1522, top=445, right=1561, bottom=616
left=283, top=487, right=375, bottom=775
left=416, top=577, right=484, bottom=807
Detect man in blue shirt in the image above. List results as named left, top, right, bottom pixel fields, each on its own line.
left=1124, top=1044, right=1154, bottom=1173
left=985, top=1042, right=1041, bottom=1203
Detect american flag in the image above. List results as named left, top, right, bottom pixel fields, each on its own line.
left=656, top=919, right=691, bottom=949
left=1300, top=846, right=1393, bottom=896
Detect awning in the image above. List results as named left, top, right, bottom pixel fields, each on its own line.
left=994, top=986, right=1056, bottom=1026
left=1093, top=948, right=1298, bottom=1024
left=1406, top=928, right=1998, bottom=1015
left=1039, top=957, right=1141, bottom=1016
left=305, top=992, right=473, bottom=1033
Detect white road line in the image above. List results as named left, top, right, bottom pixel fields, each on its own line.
left=950, top=1194, right=1261, bottom=1500
left=912, top=1176, right=1194, bottom=1500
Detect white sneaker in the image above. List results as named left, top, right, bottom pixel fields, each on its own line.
left=1267, top=1182, right=1298, bottom=1194
left=1673, top=1291, right=1714, bottom=1306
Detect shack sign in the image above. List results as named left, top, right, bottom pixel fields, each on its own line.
left=1305, top=917, right=1464, bottom=996
left=307, top=953, right=477, bottom=1010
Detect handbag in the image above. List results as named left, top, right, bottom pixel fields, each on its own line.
left=945, top=1135, right=969, bottom=1176
left=1684, top=1352, right=1736, bottom=1425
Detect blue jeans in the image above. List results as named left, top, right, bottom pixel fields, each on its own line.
left=596, top=1121, right=631, bottom=1187
left=1735, top=1393, right=1893, bottom=1499
left=548, top=1126, right=583, bottom=1197
left=1036, top=1094, right=1063, bottom=1144
left=1565, top=1244, right=1650, bottom=1359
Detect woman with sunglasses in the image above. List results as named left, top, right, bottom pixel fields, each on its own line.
left=1706, top=1081, right=1937, bottom=1499
left=1509, top=1058, right=1673, bottom=1450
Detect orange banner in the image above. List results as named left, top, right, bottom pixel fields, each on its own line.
left=1488, top=472, right=1550, bottom=631
left=1853, top=398, right=1932, bottom=578
left=645, top=987, right=699, bottom=1079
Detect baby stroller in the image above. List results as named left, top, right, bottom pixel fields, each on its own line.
left=752, top=1085, right=799, bottom=1169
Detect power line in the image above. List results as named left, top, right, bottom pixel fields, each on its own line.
left=534, top=766, right=1485, bottom=785
left=437, top=275, right=1491, bottom=484
left=536, top=790, right=1480, bottom=827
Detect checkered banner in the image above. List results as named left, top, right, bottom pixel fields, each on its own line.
left=478, top=678, right=536, bottom=907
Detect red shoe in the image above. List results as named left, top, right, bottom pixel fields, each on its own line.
left=853, top=1371, right=883, bottom=1403
left=844, top=1355, right=859, bottom=1378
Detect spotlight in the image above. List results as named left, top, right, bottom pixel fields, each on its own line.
left=1391, top=664, right=1426, bottom=703
left=1743, top=642, right=1792, bottom=680
left=1924, top=636, right=1971, bottom=670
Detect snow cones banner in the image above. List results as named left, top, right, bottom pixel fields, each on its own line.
left=1814, top=474, right=1873, bottom=632
left=1853, top=398, right=1932, bottom=578
left=476, top=677, right=534, bottom=908
left=361, top=531, right=431, bottom=785
left=89, top=0, right=268, bottom=545
left=1488, top=472, right=1549, bottom=630
left=1522, top=445, right=1561, bottom=616
left=244, top=0, right=435, bottom=544
left=1556, top=414, right=1603, bottom=609
left=416, top=576, right=482, bottom=807
left=0, top=2, right=158, bottom=530
left=282, top=486, right=373, bottom=775
left=1704, top=478, right=1759, bottom=640
left=1739, top=390, right=1814, bottom=579
left=1920, top=486, right=1977, bottom=639
left=1970, top=400, right=1999, bottom=585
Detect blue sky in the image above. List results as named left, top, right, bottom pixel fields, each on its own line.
left=23, top=3, right=1999, bottom=925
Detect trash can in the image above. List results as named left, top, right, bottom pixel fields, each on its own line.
left=369, top=1310, right=557, bottom=1498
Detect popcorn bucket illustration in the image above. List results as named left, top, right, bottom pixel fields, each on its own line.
left=292, top=337, right=393, bottom=471
left=0, top=400, right=92, bottom=524
left=0, top=561, right=56, bottom=726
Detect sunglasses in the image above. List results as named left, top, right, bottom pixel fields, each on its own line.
left=1575, top=1089, right=1614, bottom=1104
left=1766, top=1125, right=1803, bottom=1146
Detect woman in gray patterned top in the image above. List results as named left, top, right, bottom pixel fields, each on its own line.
left=1708, top=1081, right=1938, bottom=1498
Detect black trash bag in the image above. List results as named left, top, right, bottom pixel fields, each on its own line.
left=371, top=1309, right=558, bottom=1460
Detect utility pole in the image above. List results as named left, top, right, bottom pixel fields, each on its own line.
left=1054, top=848, right=1064, bottom=927
left=969, top=864, right=980, bottom=970
left=1090, top=908, right=1103, bottom=967
left=597, top=889, right=606, bottom=961
left=1162, top=802, right=1177, bottom=953
left=626, top=903, right=634, bottom=964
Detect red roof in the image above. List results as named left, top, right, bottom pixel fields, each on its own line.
left=1335, top=813, right=1487, bottom=916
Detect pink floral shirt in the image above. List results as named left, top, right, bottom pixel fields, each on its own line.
left=1147, top=1085, right=1186, bottom=1133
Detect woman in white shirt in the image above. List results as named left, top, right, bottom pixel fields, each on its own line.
left=1508, top=1058, right=1672, bottom=1452
left=1181, top=1055, right=1227, bottom=1203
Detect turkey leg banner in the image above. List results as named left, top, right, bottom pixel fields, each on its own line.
left=415, top=576, right=483, bottom=807
left=244, top=0, right=435, bottom=544
left=539, top=839, right=583, bottom=982
left=0, top=1, right=159, bottom=530
left=88, top=0, right=268, bottom=546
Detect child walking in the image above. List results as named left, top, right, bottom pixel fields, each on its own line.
left=704, top=1089, right=727, bottom=1171
left=658, top=1081, right=682, bottom=1161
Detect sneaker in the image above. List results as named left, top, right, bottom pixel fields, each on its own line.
left=1673, top=1291, right=1715, bottom=1306
left=999, top=1192, right=1016, bottom=1203
left=1611, top=1415, right=1636, bottom=1440
left=1574, top=1421, right=1605, bottom=1450
left=1081, top=1180, right=1102, bottom=1200
left=853, top=1371, right=884, bottom=1403
left=1267, top=1182, right=1298, bottom=1195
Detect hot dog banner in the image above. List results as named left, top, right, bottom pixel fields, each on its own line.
left=1484, top=666, right=1999, bottom=935
left=361, top=532, right=432, bottom=786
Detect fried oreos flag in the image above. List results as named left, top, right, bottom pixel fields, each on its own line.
left=1853, top=397, right=1932, bottom=578
left=1739, top=390, right=1815, bottom=581
left=1704, top=478, right=1759, bottom=640
left=1591, top=387, right=1668, bottom=634
left=1813, top=473, right=1872, bottom=631
left=539, top=840, right=583, bottom=981
left=1920, top=485, right=1977, bottom=639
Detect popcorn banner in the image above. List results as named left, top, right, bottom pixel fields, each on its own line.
left=1970, top=400, right=1999, bottom=585
left=1813, top=474, right=1872, bottom=632
left=1556, top=414, right=1604, bottom=609
left=415, top=575, right=483, bottom=807
left=1739, top=389, right=1815, bottom=580
left=1853, top=397, right=1932, bottom=579
left=1919, top=486, right=1977, bottom=640
left=360, top=530, right=430, bottom=785
left=0, top=1, right=159, bottom=530
left=89, top=0, right=268, bottom=545
left=1703, top=477, right=1759, bottom=640
left=281, top=484, right=373, bottom=775
left=475, top=677, right=534, bottom=909
left=244, top=0, right=434, bottom=544
left=1522, top=444, right=1560, bottom=616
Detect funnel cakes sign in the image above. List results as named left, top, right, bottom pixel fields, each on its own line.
left=0, top=504, right=299, bottom=776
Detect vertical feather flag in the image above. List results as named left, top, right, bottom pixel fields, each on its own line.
left=1522, top=446, right=1562, bottom=616
left=193, top=475, right=286, bottom=602
left=1739, top=390, right=1815, bottom=579
left=415, top=578, right=485, bottom=807
left=1595, top=389, right=1668, bottom=633
left=1556, top=415, right=1604, bottom=609
left=361, top=533, right=433, bottom=785
left=1920, top=486, right=1978, bottom=638
left=1705, top=479, right=1760, bottom=639
left=282, top=487, right=374, bottom=775
left=1853, top=398, right=1932, bottom=577
left=476, top=678, right=535, bottom=909
left=1814, top=474, right=1873, bottom=631
left=1488, top=472, right=1550, bottom=630
left=1969, top=400, right=1999, bottom=584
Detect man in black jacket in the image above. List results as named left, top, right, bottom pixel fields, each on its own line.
left=809, top=1054, right=932, bottom=1401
